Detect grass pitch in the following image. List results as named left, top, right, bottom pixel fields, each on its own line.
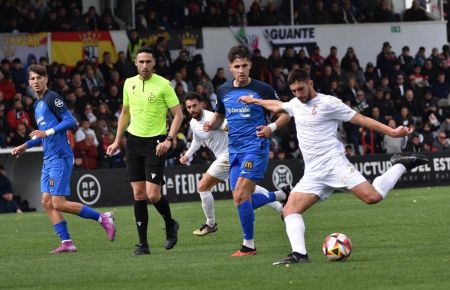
left=0, top=186, right=449, bottom=290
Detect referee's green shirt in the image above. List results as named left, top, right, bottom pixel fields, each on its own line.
left=123, top=74, right=179, bottom=137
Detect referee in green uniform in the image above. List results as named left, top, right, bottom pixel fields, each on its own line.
left=107, top=47, right=184, bottom=255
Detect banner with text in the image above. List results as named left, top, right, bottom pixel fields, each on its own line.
left=0, top=33, right=48, bottom=63
left=69, top=152, right=449, bottom=208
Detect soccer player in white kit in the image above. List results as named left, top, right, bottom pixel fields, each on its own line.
left=179, top=93, right=287, bottom=236
left=239, top=69, right=428, bottom=265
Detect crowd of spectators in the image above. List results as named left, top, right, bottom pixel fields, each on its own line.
left=0, top=0, right=432, bottom=33
left=1, top=36, right=450, bottom=170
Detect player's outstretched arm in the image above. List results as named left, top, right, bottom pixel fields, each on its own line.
left=350, top=112, right=412, bottom=138
left=106, top=105, right=130, bottom=156
left=238, top=96, right=284, bottom=113
left=203, top=112, right=225, bottom=132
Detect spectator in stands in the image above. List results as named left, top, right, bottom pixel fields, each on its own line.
left=82, top=103, right=97, bottom=124
left=99, top=9, right=120, bottom=30
left=0, top=103, right=7, bottom=148
left=155, top=56, right=172, bottom=80
left=401, top=89, right=421, bottom=119
left=7, top=99, right=31, bottom=131
left=153, top=36, right=172, bottom=68
left=263, top=1, right=281, bottom=26
left=171, top=72, right=189, bottom=94
left=391, top=73, right=409, bottom=106
left=75, top=117, right=99, bottom=147
left=99, top=52, right=115, bottom=84
left=127, top=30, right=145, bottom=62
left=172, top=49, right=190, bottom=75
left=341, top=47, right=360, bottom=72
left=211, top=68, right=227, bottom=93
left=85, top=6, right=100, bottom=30
left=398, top=46, right=415, bottom=74
left=403, top=0, right=428, bottom=21
left=342, top=0, right=358, bottom=23
left=383, top=119, right=406, bottom=153
left=329, top=0, right=346, bottom=24
left=10, top=58, right=27, bottom=95
left=203, top=4, right=228, bottom=27
left=325, top=46, right=339, bottom=67
left=0, top=165, right=21, bottom=214
left=227, top=0, right=247, bottom=26
left=353, top=90, right=371, bottom=116
left=74, top=134, right=98, bottom=170
left=103, top=84, right=122, bottom=113
left=10, top=123, right=30, bottom=146
left=432, top=71, right=450, bottom=100
left=403, top=132, right=424, bottom=152
left=313, top=0, right=331, bottom=24
left=342, top=77, right=359, bottom=103
left=432, top=131, right=450, bottom=151
left=250, top=49, right=272, bottom=85
left=377, top=41, right=396, bottom=77
left=116, top=51, right=136, bottom=80
left=415, top=46, right=427, bottom=66
left=373, top=0, right=397, bottom=22
left=422, top=59, right=438, bottom=85
left=0, top=70, right=16, bottom=104
left=96, top=103, right=113, bottom=123
left=84, top=65, right=103, bottom=95
left=345, top=61, right=366, bottom=87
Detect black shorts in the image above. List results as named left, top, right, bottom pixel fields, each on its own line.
left=126, top=133, right=167, bottom=184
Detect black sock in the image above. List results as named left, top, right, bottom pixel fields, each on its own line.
left=134, top=200, right=148, bottom=246
left=153, top=196, right=173, bottom=226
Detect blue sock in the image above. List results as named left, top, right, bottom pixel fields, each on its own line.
left=79, top=205, right=101, bottom=221
left=251, top=191, right=276, bottom=209
left=237, top=200, right=255, bottom=240
left=53, top=220, right=71, bottom=241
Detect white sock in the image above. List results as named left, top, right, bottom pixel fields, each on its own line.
left=372, top=164, right=406, bottom=199
left=266, top=201, right=283, bottom=213
left=274, top=189, right=287, bottom=201
left=199, top=191, right=215, bottom=226
left=243, top=239, right=255, bottom=249
left=285, top=214, right=307, bottom=255
left=254, top=185, right=269, bottom=197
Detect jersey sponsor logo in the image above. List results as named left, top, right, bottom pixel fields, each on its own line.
left=148, top=93, right=156, bottom=103
left=244, top=161, right=253, bottom=169
left=272, top=164, right=293, bottom=189
left=54, top=98, right=64, bottom=108
left=49, top=178, right=54, bottom=187
left=312, top=104, right=319, bottom=115
left=76, top=174, right=101, bottom=205
left=132, top=85, right=136, bottom=90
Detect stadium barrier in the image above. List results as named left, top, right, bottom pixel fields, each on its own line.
left=1, top=149, right=448, bottom=210
left=68, top=151, right=450, bottom=208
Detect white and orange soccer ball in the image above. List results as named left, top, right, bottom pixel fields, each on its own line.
left=322, top=233, right=352, bottom=261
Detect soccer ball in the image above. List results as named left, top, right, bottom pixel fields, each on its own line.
left=322, top=233, right=352, bottom=261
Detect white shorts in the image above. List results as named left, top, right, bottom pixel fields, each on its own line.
left=206, top=152, right=230, bottom=181
left=292, top=154, right=366, bottom=200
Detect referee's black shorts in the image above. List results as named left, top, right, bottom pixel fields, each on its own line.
left=126, top=133, right=167, bottom=185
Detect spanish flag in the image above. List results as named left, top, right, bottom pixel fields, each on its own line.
left=51, top=31, right=117, bottom=68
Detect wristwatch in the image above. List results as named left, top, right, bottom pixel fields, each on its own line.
left=166, top=135, right=173, bottom=143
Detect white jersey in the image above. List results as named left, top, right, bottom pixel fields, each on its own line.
left=185, top=110, right=229, bottom=159
left=282, top=93, right=356, bottom=171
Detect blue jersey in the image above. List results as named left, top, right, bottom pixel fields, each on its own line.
left=34, top=90, right=76, bottom=160
left=216, top=79, right=277, bottom=153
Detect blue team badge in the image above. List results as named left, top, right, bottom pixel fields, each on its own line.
left=148, top=93, right=156, bottom=103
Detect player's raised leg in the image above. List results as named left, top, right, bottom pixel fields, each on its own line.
left=252, top=184, right=292, bottom=213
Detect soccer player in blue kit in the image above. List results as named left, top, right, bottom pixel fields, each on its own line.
left=204, top=45, right=291, bottom=256
left=12, top=65, right=116, bottom=253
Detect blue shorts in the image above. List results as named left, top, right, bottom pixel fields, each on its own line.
left=229, top=152, right=269, bottom=191
left=41, top=157, right=73, bottom=196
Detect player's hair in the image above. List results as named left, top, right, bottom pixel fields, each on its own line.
left=228, top=44, right=251, bottom=63
left=184, top=93, right=204, bottom=103
left=136, top=46, right=155, bottom=57
left=287, top=69, right=310, bottom=85
left=28, top=64, right=47, bottom=77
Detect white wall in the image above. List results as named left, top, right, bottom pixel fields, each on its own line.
left=198, top=21, right=447, bottom=79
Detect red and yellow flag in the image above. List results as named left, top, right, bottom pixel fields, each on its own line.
left=51, top=31, right=117, bottom=67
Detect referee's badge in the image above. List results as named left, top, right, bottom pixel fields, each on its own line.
left=148, top=93, right=156, bottom=103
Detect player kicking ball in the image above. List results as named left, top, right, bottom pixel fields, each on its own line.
left=12, top=65, right=116, bottom=253
left=239, top=69, right=428, bottom=265
left=180, top=93, right=289, bottom=236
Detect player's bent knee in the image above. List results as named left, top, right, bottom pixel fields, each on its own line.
left=51, top=200, right=66, bottom=212
left=363, top=193, right=383, bottom=204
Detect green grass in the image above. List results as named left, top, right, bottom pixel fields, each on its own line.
left=1, top=186, right=449, bottom=290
